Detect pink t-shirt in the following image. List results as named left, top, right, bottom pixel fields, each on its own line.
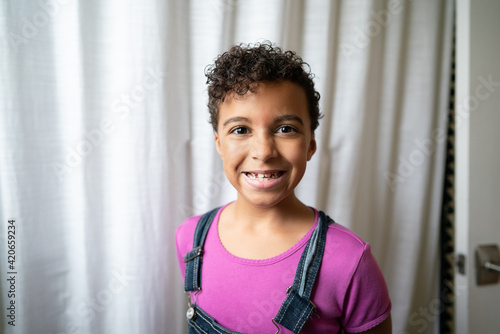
left=175, top=205, right=391, bottom=333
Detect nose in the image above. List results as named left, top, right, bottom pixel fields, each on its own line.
left=251, top=133, right=278, bottom=162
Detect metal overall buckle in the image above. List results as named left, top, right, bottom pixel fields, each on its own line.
left=186, top=290, right=200, bottom=320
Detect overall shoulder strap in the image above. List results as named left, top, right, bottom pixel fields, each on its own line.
left=273, top=211, right=334, bottom=333
left=183, top=207, right=221, bottom=292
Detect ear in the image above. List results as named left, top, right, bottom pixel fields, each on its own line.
left=214, top=132, right=223, bottom=158
left=307, top=135, right=317, bottom=161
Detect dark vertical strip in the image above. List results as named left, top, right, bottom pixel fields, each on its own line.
left=439, top=8, right=456, bottom=334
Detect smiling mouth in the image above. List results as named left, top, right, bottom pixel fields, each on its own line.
left=244, top=171, right=285, bottom=180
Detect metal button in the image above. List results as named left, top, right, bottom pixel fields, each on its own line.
left=186, top=307, right=196, bottom=320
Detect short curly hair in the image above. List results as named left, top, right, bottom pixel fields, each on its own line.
left=205, top=42, right=322, bottom=132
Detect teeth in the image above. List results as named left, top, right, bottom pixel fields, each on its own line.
left=246, top=172, right=283, bottom=180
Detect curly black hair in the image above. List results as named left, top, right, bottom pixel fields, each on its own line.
left=205, top=42, right=322, bottom=132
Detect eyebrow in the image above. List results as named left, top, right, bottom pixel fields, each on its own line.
left=274, top=114, right=304, bottom=125
left=222, top=116, right=250, bottom=127
left=222, top=114, right=304, bottom=127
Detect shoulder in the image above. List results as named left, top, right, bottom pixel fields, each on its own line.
left=326, top=221, right=366, bottom=246
left=175, top=206, right=224, bottom=258
left=175, top=214, right=202, bottom=240
left=324, top=220, right=369, bottom=262
left=319, top=216, right=382, bottom=291
left=174, top=213, right=206, bottom=277
left=175, top=214, right=202, bottom=255
left=314, top=216, right=391, bottom=331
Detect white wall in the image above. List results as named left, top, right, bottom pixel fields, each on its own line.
left=455, top=0, right=500, bottom=333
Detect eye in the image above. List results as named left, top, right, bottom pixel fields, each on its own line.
left=230, top=126, right=249, bottom=135
left=276, top=125, right=297, bottom=134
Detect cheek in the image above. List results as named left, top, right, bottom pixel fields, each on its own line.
left=283, top=145, right=308, bottom=173
left=290, top=142, right=309, bottom=160
left=220, top=141, right=246, bottom=166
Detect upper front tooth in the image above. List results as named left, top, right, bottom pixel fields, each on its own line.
left=258, top=173, right=265, bottom=178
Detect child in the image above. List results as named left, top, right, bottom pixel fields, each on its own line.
left=175, top=42, right=392, bottom=334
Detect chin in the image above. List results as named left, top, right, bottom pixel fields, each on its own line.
left=240, top=191, right=295, bottom=208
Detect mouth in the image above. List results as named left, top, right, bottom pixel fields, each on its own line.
left=243, top=171, right=285, bottom=181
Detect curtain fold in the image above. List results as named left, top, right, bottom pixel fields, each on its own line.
left=0, top=1, right=453, bottom=333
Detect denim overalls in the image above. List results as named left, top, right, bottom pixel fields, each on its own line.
left=183, top=207, right=333, bottom=334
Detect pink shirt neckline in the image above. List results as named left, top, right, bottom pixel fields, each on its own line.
left=213, top=203, right=320, bottom=266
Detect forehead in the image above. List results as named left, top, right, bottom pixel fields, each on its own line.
left=219, top=81, right=310, bottom=124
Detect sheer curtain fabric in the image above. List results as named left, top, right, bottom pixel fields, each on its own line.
left=0, top=0, right=453, bottom=333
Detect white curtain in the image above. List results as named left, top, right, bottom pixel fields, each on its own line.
left=0, top=0, right=453, bottom=333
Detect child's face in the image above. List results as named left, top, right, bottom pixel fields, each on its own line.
left=214, top=81, right=316, bottom=208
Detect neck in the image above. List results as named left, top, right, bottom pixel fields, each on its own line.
left=228, top=194, right=313, bottom=229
